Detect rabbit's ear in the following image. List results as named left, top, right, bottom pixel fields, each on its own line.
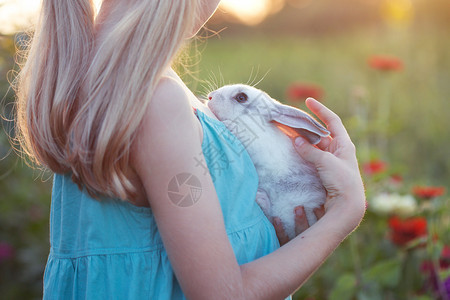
left=270, top=102, right=330, bottom=144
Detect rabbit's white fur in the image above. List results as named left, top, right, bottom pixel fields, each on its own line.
left=207, top=84, right=330, bottom=239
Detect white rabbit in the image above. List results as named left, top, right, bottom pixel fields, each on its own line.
left=207, top=84, right=330, bottom=239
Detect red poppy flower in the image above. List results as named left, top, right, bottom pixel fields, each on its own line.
left=412, top=186, right=446, bottom=199
left=421, top=260, right=433, bottom=272
left=363, top=159, right=388, bottom=175
left=286, top=83, right=323, bottom=102
left=368, top=55, right=404, bottom=72
left=388, top=174, right=404, bottom=188
left=388, top=216, right=427, bottom=247
left=441, top=246, right=450, bottom=269
left=390, top=174, right=403, bottom=184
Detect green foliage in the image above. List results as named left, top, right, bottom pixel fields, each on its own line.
left=362, top=258, right=402, bottom=289
left=329, top=273, right=357, bottom=300
left=0, top=34, right=51, bottom=299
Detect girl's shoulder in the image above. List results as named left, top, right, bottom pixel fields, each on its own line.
left=130, top=73, right=203, bottom=167
left=151, top=75, right=195, bottom=120
left=138, top=74, right=202, bottom=143
left=129, top=73, right=204, bottom=204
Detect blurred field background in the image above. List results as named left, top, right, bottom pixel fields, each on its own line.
left=1, top=0, right=450, bottom=299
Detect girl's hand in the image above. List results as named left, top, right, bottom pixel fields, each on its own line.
left=273, top=205, right=325, bottom=246
left=293, top=98, right=366, bottom=235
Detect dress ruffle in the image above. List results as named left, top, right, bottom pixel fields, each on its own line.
left=44, top=215, right=278, bottom=299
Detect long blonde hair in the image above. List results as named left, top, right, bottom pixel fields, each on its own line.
left=14, top=0, right=200, bottom=200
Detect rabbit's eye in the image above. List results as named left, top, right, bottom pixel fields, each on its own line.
left=234, top=92, right=248, bottom=103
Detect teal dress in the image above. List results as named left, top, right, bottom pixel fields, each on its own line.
left=43, top=108, right=282, bottom=299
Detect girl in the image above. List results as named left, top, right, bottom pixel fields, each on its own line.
left=15, top=0, right=366, bottom=299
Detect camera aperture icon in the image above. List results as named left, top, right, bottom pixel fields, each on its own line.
left=167, top=173, right=202, bottom=207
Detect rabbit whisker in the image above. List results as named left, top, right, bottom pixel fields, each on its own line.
left=252, top=68, right=271, bottom=88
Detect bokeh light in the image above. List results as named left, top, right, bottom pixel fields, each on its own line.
left=0, top=0, right=277, bottom=33
left=220, top=0, right=282, bottom=25
left=381, top=0, right=414, bottom=26
left=0, top=0, right=40, bottom=34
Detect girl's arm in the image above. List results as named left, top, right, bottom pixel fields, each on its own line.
left=241, top=96, right=366, bottom=297
left=131, top=78, right=365, bottom=299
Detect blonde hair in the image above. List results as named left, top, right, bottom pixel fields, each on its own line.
left=14, top=0, right=200, bottom=200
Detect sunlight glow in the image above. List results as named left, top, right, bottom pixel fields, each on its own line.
left=94, top=0, right=102, bottom=13
left=381, top=0, right=413, bottom=26
left=0, top=0, right=40, bottom=34
left=0, top=0, right=281, bottom=34
left=0, top=0, right=101, bottom=34
left=220, top=0, right=271, bottom=25
left=220, top=0, right=284, bottom=26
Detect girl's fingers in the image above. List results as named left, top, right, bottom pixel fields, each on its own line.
left=316, top=136, right=333, bottom=151
left=273, top=217, right=289, bottom=246
left=314, top=205, right=326, bottom=219
left=306, top=98, right=350, bottom=140
left=294, top=206, right=309, bottom=236
left=294, top=136, right=327, bottom=165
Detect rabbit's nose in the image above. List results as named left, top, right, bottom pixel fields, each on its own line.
left=207, top=91, right=217, bottom=100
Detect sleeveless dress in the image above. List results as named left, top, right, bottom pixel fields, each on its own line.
left=43, top=108, right=284, bottom=299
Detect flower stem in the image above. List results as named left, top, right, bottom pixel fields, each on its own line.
left=349, top=234, right=364, bottom=288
